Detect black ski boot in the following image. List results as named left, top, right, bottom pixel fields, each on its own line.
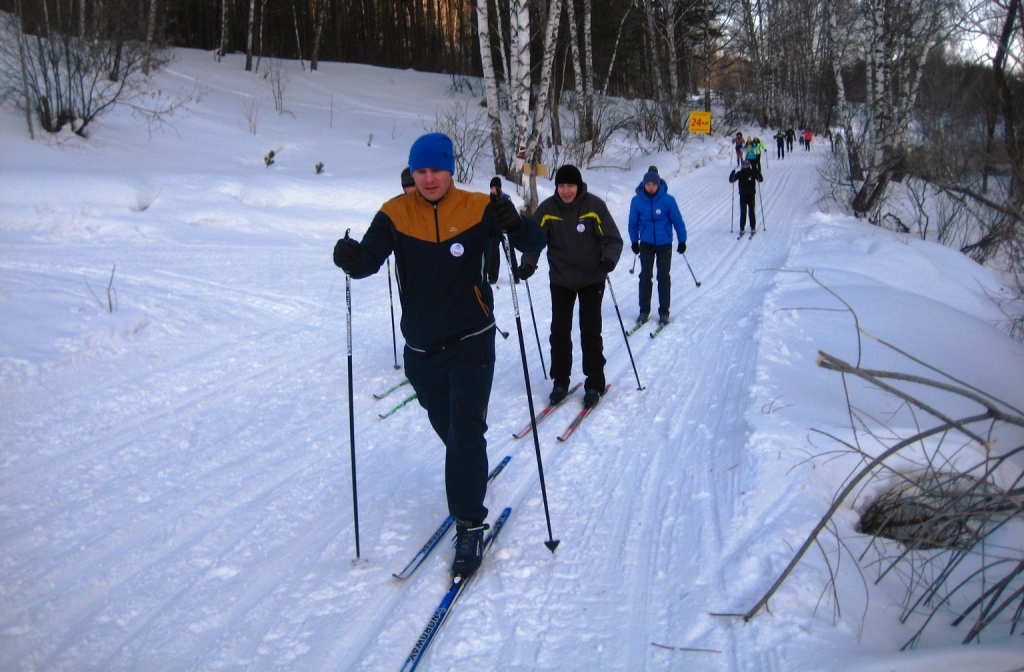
left=583, top=388, right=602, bottom=409
left=549, top=385, right=569, bottom=405
left=452, top=519, right=489, bottom=579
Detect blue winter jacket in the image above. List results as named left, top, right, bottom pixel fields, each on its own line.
left=628, top=178, right=687, bottom=247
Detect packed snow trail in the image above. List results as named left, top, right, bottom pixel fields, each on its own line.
left=0, top=137, right=825, bottom=671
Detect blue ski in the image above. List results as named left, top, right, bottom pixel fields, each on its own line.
left=391, top=456, right=511, bottom=580
left=399, top=507, right=512, bottom=672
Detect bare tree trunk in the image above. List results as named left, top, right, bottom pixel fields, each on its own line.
left=581, top=0, right=595, bottom=140
left=291, top=0, right=305, bottom=70
left=217, top=0, right=230, bottom=61
left=523, top=0, right=563, bottom=212
left=564, top=0, right=586, bottom=141
left=15, top=0, right=35, bottom=138
left=601, top=5, right=633, bottom=95
left=476, top=0, right=508, bottom=175
left=643, top=0, right=675, bottom=136
left=245, top=0, right=255, bottom=71
left=143, top=0, right=159, bottom=75
left=509, top=0, right=532, bottom=186
left=310, top=0, right=325, bottom=71
left=663, top=0, right=681, bottom=129
left=255, top=0, right=268, bottom=73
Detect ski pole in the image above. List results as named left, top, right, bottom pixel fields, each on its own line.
left=759, top=188, right=768, bottom=232
left=629, top=253, right=638, bottom=275
left=605, top=277, right=645, bottom=391
left=386, top=257, right=400, bottom=369
left=523, top=278, right=548, bottom=379
left=730, top=180, right=735, bottom=233
left=682, top=253, right=702, bottom=288
left=344, top=230, right=361, bottom=560
left=501, top=236, right=560, bottom=552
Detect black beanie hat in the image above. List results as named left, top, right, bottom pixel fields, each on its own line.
left=401, top=167, right=414, bottom=188
left=554, top=164, right=583, bottom=187
left=490, top=176, right=502, bottom=189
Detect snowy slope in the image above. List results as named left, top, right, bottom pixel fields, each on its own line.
left=1, top=49, right=1023, bottom=671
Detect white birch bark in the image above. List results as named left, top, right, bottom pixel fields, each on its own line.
left=582, top=0, right=595, bottom=139
left=523, top=0, right=564, bottom=212
left=476, top=0, right=507, bottom=174
left=311, top=0, right=326, bottom=71
left=509, top=0, right=532, bottom=178
left=218, top=0, right=230, bottom=61
left=143, top=0, right=158, bottom=74
left=245, top=0, right=255, bottom=71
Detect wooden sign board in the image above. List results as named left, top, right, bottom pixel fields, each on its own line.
left=523, top=163, right=549, bottom=177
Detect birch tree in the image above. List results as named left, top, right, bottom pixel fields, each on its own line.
left=245, top=0, right=256, bottom=71
left=508, top=0, right=532, bottom=183
left=850, top=0, right=957, bottom=215
left=217, top=0, right=230, bottom=62
left=523, top=0, right=565, bottom=211
left=310, top=0, right=326, bottom=71
left=477, top=0, right=508, bottom=175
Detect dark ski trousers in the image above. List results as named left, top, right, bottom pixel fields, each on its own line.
left=638, top=243, right=672, bottom=319
left=777, top=141, right=785, bottom=159
left=549, top=282, right=606, bottom=394
left=739, top=194, right=757, bottom=231
left=404, top=328, right=495, bottom=523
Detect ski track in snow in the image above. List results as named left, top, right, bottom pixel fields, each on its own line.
left=1, top=135, right=827, bottom=670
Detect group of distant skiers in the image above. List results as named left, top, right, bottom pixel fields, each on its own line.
left=333, top=124, right=818, bottom=581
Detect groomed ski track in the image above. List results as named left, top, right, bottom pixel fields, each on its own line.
left=0, top=143, right=824, bottom=671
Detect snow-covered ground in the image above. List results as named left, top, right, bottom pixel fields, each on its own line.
left=2, top=49, right=1023, bottom=671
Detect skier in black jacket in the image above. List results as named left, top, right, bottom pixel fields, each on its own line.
left=729, top=159, right=763, bottom=235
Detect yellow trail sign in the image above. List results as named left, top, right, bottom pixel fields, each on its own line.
left=689, top=111, right=711, bottom=134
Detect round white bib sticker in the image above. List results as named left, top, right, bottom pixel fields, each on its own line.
left=577, top=223, right=586, bottom=233
left=450, top=242, right=465, bottom=257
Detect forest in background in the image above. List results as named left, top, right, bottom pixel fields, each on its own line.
left=0, top=0, right=1023, bottom=323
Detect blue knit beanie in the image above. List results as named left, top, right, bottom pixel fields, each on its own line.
left=643, top=171, right=660, bottom=186
left=408, top=133, right=456, bottom=174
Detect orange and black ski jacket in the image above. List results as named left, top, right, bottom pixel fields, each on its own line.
left=349, top=185, right=545, bottom=353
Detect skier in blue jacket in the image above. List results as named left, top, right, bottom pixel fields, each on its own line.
left=627, top=169, right=688, bottom=327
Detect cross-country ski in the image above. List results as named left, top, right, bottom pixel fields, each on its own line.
left=392, top=456, right=511, bottom=580
left=399, top=508, right=512, bottom=672
left=512, top=383, right=583, bottom=438
left=378, top=393, right=417, bottom=419
left=373, top=378, right=410, bottom=400
left=557, top=384, right=612, bottom=441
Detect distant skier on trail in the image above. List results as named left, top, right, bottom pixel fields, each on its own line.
left=518, top=164, right=623, bottom=411
left=729, top=159, right=763, bottom=236
left=785, top=125, right=795, bottom=153
left=627, top=168, right=687, bottom=328
left=333, top=133, right=545, bottom=580
left=774, top=130, right=786, bottom=160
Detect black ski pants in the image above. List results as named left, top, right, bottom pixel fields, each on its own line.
left=549, top=282, right=606, bottom=394
left=739, top=193, right=757, bottom=231
left=404, top=328, right=495, bottom=523
left=638, top=243, right=672, bottom=319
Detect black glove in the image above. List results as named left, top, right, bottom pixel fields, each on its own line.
left=518, top=261, right=536, bottom=280
left=729, top=170, right=736, bottom=180
left=485, top=198, right=521, bottom=232
left=333, top=236, right=362, bottom=274
left=599, top=255, right=616, bottom=273
left=631, top=241, right=640, bottom=255
left=677, top=241, right=686, bottom=255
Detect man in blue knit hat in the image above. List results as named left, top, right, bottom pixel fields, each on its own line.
left=333, top=133, right=545, bottom=579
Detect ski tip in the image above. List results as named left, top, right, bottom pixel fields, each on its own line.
left=544, top=539, right=561, bottom=553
